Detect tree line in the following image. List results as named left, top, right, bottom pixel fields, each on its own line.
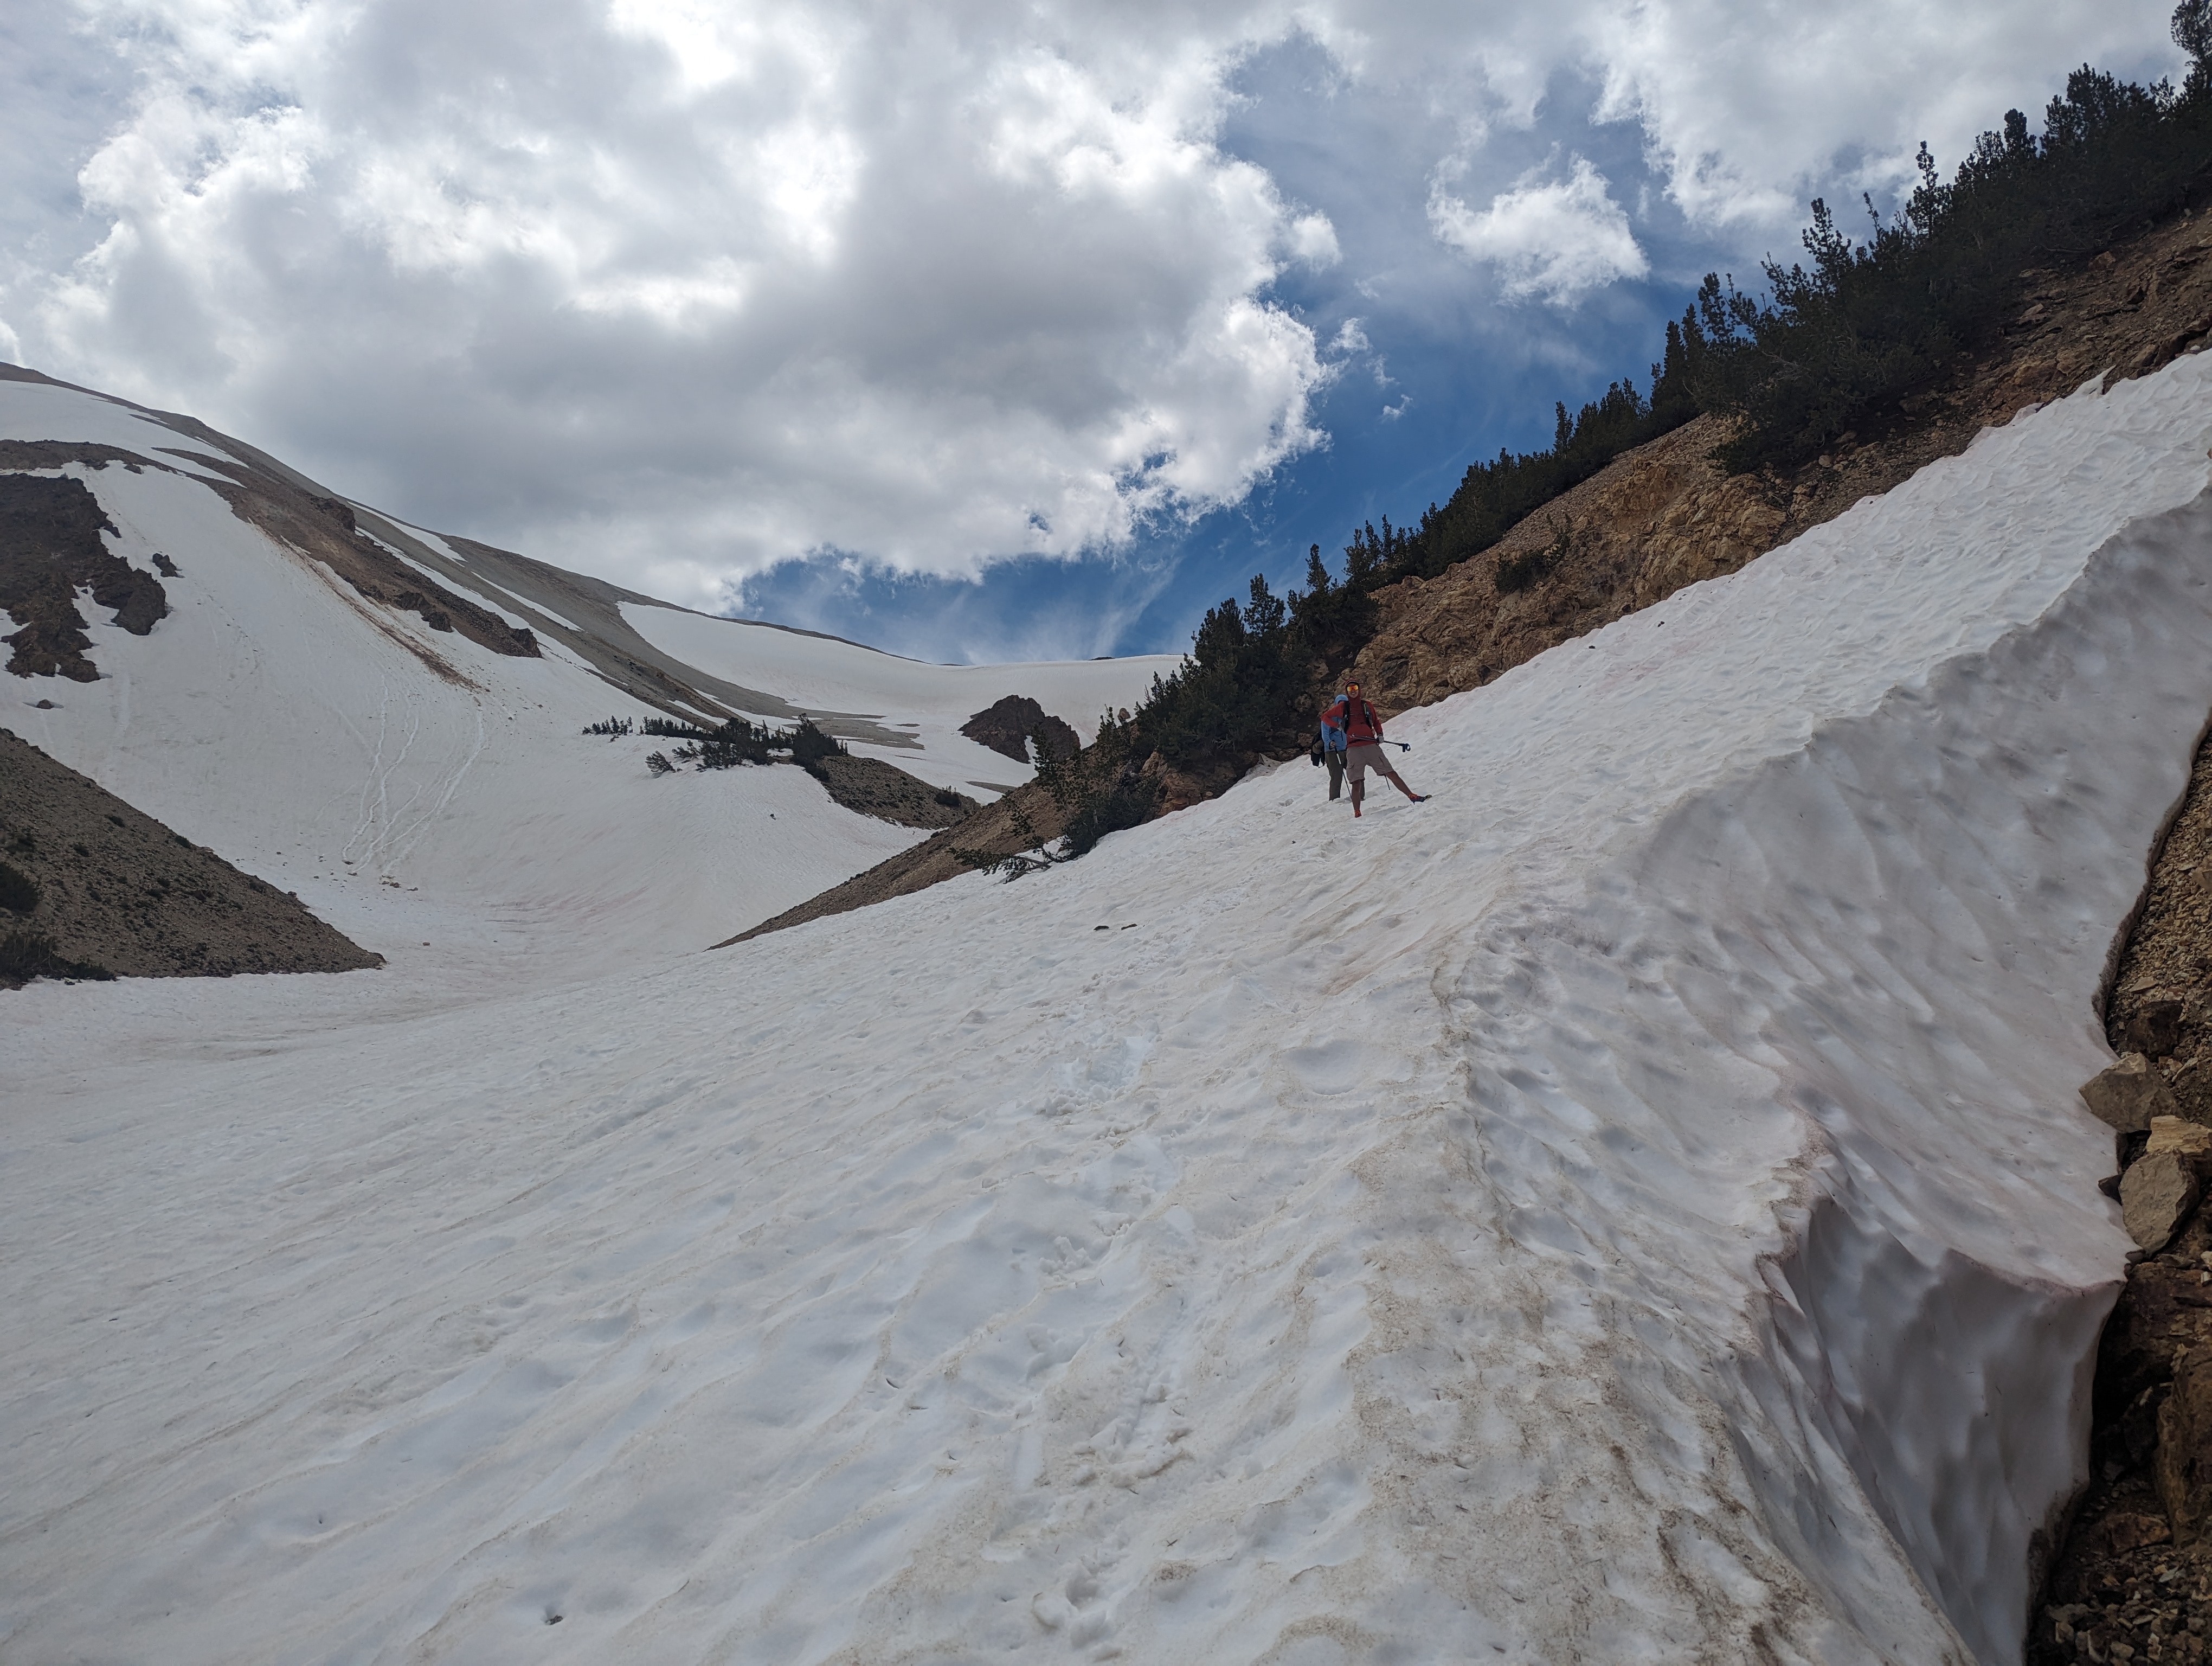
left=1123, top=6, right=2212, bottom=784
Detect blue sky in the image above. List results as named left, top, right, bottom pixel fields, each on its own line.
left=738, top=16, right=2176, bottom=662
left=2, top=1, right=2188, bottom=664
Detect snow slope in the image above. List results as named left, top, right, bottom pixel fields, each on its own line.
left=5, top=363, right=2212, bottom=1663
left=0, top=376, right=1161, bottom=985
left=622, top=603, right=1181, bottom=794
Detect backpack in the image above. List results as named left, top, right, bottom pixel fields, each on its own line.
left=1325, top=697, right=1372, bottom=744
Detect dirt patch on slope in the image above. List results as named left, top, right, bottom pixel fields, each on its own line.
left=803, top=754, right=978, bottom=829
left=0, top=428, right=535, bottom=689
left=0, top=471, right=167, bottom=680
left=716, top=780, right=1081, bottom=945
left=0, top=727, right=381, bottom=986
left=170, top=456, right=540, bottom=666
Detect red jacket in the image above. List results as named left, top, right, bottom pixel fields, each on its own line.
left=1323, top=695, right=1384, bottom=744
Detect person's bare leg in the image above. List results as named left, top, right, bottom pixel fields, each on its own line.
left=1351, top=778, right=1364, bottom=817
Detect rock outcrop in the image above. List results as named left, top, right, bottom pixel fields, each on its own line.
left=801, top=754, right=977, bottom=829
left=0, top=727, right=382, bottom=986
left=2125, top=1149, right=2203, bottom=1253
left=960, top=695, right=1079, bottom=765
left=2088, top=1053, right=2186, bottom=1132
left=0, top=470, right=167, bottom=681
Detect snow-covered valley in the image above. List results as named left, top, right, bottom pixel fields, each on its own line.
left=6, top=361, right=2212, bottom=1662
left=0, top=373, right=1172, bottom=995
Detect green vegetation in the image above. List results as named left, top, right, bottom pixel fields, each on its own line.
left=952, top=718, right=1155, bottom=879
left=1117, top=7, right=2212, bottom=788
left=785, top=719, right=847, bottom=769
left=628, top=713, right=847, bottom=773
left=1691, top=27, right=2212, bottom=467
left=1134, top=547, right=1376, bottom=770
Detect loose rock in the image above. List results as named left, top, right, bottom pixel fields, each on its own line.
left=2161, top=1345, right=2212, bottom=1545
left=2123, top=1150, right=2203, bottom=1252
left=2127, top=996, right=2188, bottom=1057
left=2150, top=1117, right=2212, bottom=1168
left=2088, top=1053, right=2183, bottom=1132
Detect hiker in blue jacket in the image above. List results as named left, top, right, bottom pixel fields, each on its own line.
left=1315, top=704, right=1349, bottom=799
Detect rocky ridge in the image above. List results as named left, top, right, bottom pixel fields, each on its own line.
left=1344, top=212, right=2212, bottom=720
left=801, top=753, right=978, bottom=830
left=0, top=727, right=381, bottom=987
left=0, top=459, right=168, bottom=680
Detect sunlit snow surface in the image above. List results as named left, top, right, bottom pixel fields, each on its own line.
left=620, top=602, right=1182, bottom=794
left=7, top=365, right=2212, bottom=1662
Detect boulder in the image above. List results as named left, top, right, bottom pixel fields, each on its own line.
left=2121, top=1149, right=2202, bottom=1252
left=2123, top=996, right=2186, bottom=1057
left=2083, top=1052, right=2181, bottom=1132
left=2147, top=1116, right=2212, bottom=1167
left=2075, top=1510, right=2174, bottom=1558
left=2162, top=1343, right=2212, bottom=1543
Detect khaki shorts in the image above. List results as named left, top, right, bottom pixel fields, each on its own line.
left=1346, top=743, right=1402, bottom=784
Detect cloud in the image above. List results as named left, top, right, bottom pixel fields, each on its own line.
left=0, top=0, right=2188, bottom=631
left=1430, top=153, right=1647, bottom=303
left=8, top=0, right=1341, bottom=601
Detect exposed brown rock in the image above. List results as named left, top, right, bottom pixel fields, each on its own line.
left=716, top=774, right=1084, bottom=946
left=2162, top=1345, right=2212, bottom=1546
left=802, top=754, right=977, bottom=829
left=960, top=695, right=1079, bottom=765
left=2129, top=994, right=2190, bottom=1056
left=169, top=453, right=539, bottom=665
left=2151, top=1117, right=2212, bottom=1166
left=2074, top=1513, right=2174, bottom=1559
left=2089, top=1054, right=2187, bottom=1132
left=2035, top=680, right=2212, bottom=1655
left=2125, top=1151, right=2202, bottom=1252
left=1341, top=416, right=1790, bottom=715
left=1349, top=206, right=2212, bottom=729
left=0, top=472, right=167, bottom=681
left=0, top=727, right=380, bottom=985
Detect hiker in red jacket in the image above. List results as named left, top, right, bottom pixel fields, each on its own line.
left=1320, top=681, right=1426, bottom=818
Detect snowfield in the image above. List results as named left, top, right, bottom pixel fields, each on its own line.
left=620, top=602, right=1181, bottom=796
left=5, top=361, right=2212, bottom=1663
left=0, top=374, right=1167, bottom=986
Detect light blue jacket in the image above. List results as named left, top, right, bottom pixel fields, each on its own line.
left=1319, top=719, right=1348, bottom=753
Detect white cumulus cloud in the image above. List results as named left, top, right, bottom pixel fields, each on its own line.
left=0, top=0, right=2187, bottom=622
left=1430, top=153, right=1648, bottom=303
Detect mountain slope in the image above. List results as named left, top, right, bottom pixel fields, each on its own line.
left=0, top=727, right=380, bottom=983
left=5, top=358, right=2208, bottom=1662
left=0, top=369, right=1169, bottom=983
